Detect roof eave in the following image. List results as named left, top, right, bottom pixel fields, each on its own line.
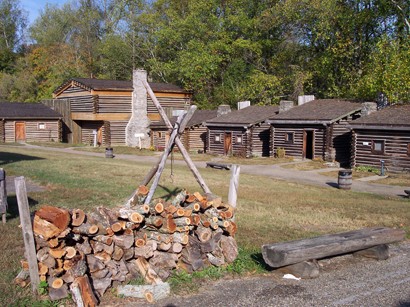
left=350, top=124, right=410, bottom=131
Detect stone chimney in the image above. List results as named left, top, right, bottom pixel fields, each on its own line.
left=237, top=101, right=250, bottom=110
left=298, top=95, right=315, bottom=106
left=217, top=104, right=231, bottom=117
left=125, top=69, right=151, bottom=148
left=279, top=100, right=294, bottom=113
left=361, top=102, right=377, bottom=117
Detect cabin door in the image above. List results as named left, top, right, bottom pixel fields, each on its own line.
left=224, top=132, right=232, bottom=155
left=15, top=122, right=26, bottom=142
left=303, top=130, right=314, bottom=159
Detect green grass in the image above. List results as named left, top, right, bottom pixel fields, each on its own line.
left=0, top=145, right=408, bottom=304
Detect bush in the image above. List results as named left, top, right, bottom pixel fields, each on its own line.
left=276, top=147, right=286, bottom=158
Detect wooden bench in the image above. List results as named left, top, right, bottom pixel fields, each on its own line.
left=262, top=227, right=405, bottom=278
left=206, top=162, right=232, bottom=170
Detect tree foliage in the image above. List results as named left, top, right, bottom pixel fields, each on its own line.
left=1, top=0, right=409, bottom=105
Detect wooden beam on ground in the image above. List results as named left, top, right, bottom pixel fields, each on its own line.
left=262, top=227, right=405, bottom=268
left=142, top=79, right=211, bottom=194
left=15, top=176, right=40, bottom=294
left=144, top=106, right=196, bottom=205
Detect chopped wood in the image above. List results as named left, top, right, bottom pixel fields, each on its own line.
left=14, top=269, right=30, bottom=287
left=72, top=223, right=99, bottom=236
left=49, top=283, right=69, bottom=301
left=71, top=209, right=86, bottom=227
left=70, top=276, right=98, bottom=307
left=25, top=189, right=237, bottom=305
left=33, top=215, right=62, bottom=240
left=65, top=246, right=77, bottom=259
left=220, top=235, right=238, bottom=263
left=51, top=277, right=64, bottom=289
left=117, top=283, right=170, bottom=302
left=36, top=205, right=70, bottom=232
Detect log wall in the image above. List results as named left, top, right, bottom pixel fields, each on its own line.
left=43, top=99, right=80, bottom=144
left=3, top=120, right=61, bottom=143
left=331, top=119, right=353, bottom=167
left=249, top=123, right=271, bottom=157
left=80, top=121, right=105, bottom=146
left=108, top=121, right=128, bottom=146
left=207, top=127, right=248, bottom=157
left=352, top=129, right=410, bottom=172
left=273, top=124, right=325, bottom=159
left=186, top=126, right=207, bottom=153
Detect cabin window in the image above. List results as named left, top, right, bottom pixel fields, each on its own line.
left=157, top=132, right=163, bottom=138
left=372, top=140, right=385, bottom=154
left=285, top=132, right=294, bottom=143
left=214, top=134, right=222, bottom=143
left=236, top=135, right=243, bottom=144
left=38, top=123, right=46, bottom=130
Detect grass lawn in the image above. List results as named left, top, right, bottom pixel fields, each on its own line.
left=0, top=146, right=408, bottom=305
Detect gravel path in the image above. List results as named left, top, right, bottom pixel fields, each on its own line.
left=143, top=241, right=410, bottom=307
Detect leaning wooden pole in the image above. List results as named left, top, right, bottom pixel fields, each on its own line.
left=142, top=79, right=211, bottom=194
left=144, top=106, right=197, bottom=205
left=15, top=176, right=40, bottom=294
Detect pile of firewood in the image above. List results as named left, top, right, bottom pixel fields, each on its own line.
left=16, top=186, right=238, bottom=304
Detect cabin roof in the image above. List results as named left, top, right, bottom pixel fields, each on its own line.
left=350, top=104, right=410, bottom=130
left=268, top=99, right=362, bottom=124
left=205, top=105, right=280, bottom=127
left=53, top=78, right=190, bottom=95
left=0, top=102, right=62, bottom=119
left=151, top=109, right=218, bottom=129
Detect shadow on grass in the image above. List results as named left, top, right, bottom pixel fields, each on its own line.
left=4, top=195, right=39, bottom=221
left=0, top=152, right=44, bottom=166
left=250, top=251, right=274, bottom=271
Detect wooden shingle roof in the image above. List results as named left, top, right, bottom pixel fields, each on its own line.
left=0, top=102, right=62, bottom=119
left=53, top=78, right=189, bottom=95
left=205, top=105, right=280, bottom=127
left=350, top=104, right=410, bottom=130
left=268, top=99, right=362, bottom=124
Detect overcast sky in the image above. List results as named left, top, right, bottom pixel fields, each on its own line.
left=21, top=0, right=66, bottom=25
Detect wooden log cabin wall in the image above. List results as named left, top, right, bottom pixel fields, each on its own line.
left=205, top=105, right=279, bottom=157
left=51, top=78, right=192, bottom=146
left=0, top=102, right=62, bottom=143
left=268, top=99, right=363, bottom=165
left=350, top=104, right=410, bottom=172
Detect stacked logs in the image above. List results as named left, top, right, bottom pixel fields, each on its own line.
left=16, top=187, right=238, bottom=304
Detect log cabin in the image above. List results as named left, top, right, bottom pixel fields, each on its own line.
left=350, top=104, right=410, bottom=172
left=48, top=77, right=192, bottom=146
left=267, top=99, right=363, bottom=166
left=0, top=102, right=62, bottom=143
left=150, top=110, right=218, bottom=152
left=205, top=105, right=280, bottom=157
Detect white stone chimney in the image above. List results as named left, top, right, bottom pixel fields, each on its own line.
left=361, top=102, right=377, bottom=117
left=298, top=95, right=315, bottom=105
left=126, top=69, right=151, bottom=148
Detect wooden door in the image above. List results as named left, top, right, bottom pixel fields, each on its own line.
left=15, top=122, right=26, bottom=142
left=224, top=132, right=232, bottom=155
left=303, top=130, right=314, bottom=159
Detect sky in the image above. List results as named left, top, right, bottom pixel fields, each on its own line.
left=20, top=0, right=66, bottom=25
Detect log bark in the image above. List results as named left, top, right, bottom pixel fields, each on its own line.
left=70, top=275, right=98, bottom=307
left=135, top=257, right=162, bottom=285
left=117, top=283, right=170, bottom=302
left=49, top=283, right=68, bottom=301
left=262, top=227, right=406, bottom=268
left=35, top=205, right=70, bottom=232
left=220, top=235, right=238, bottom=263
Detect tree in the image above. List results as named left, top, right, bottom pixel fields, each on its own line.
left=0, top=0, right=27, bottom=72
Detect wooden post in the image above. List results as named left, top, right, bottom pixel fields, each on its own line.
left=144, top=106, right=197, bottom=205
left=142, top=78, right=211, bottom=194
left=15, top=176, right=40, bottom=294
left=228, top=164, right=240, bottom=209
left=0, top=168, right=7, bottom=224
